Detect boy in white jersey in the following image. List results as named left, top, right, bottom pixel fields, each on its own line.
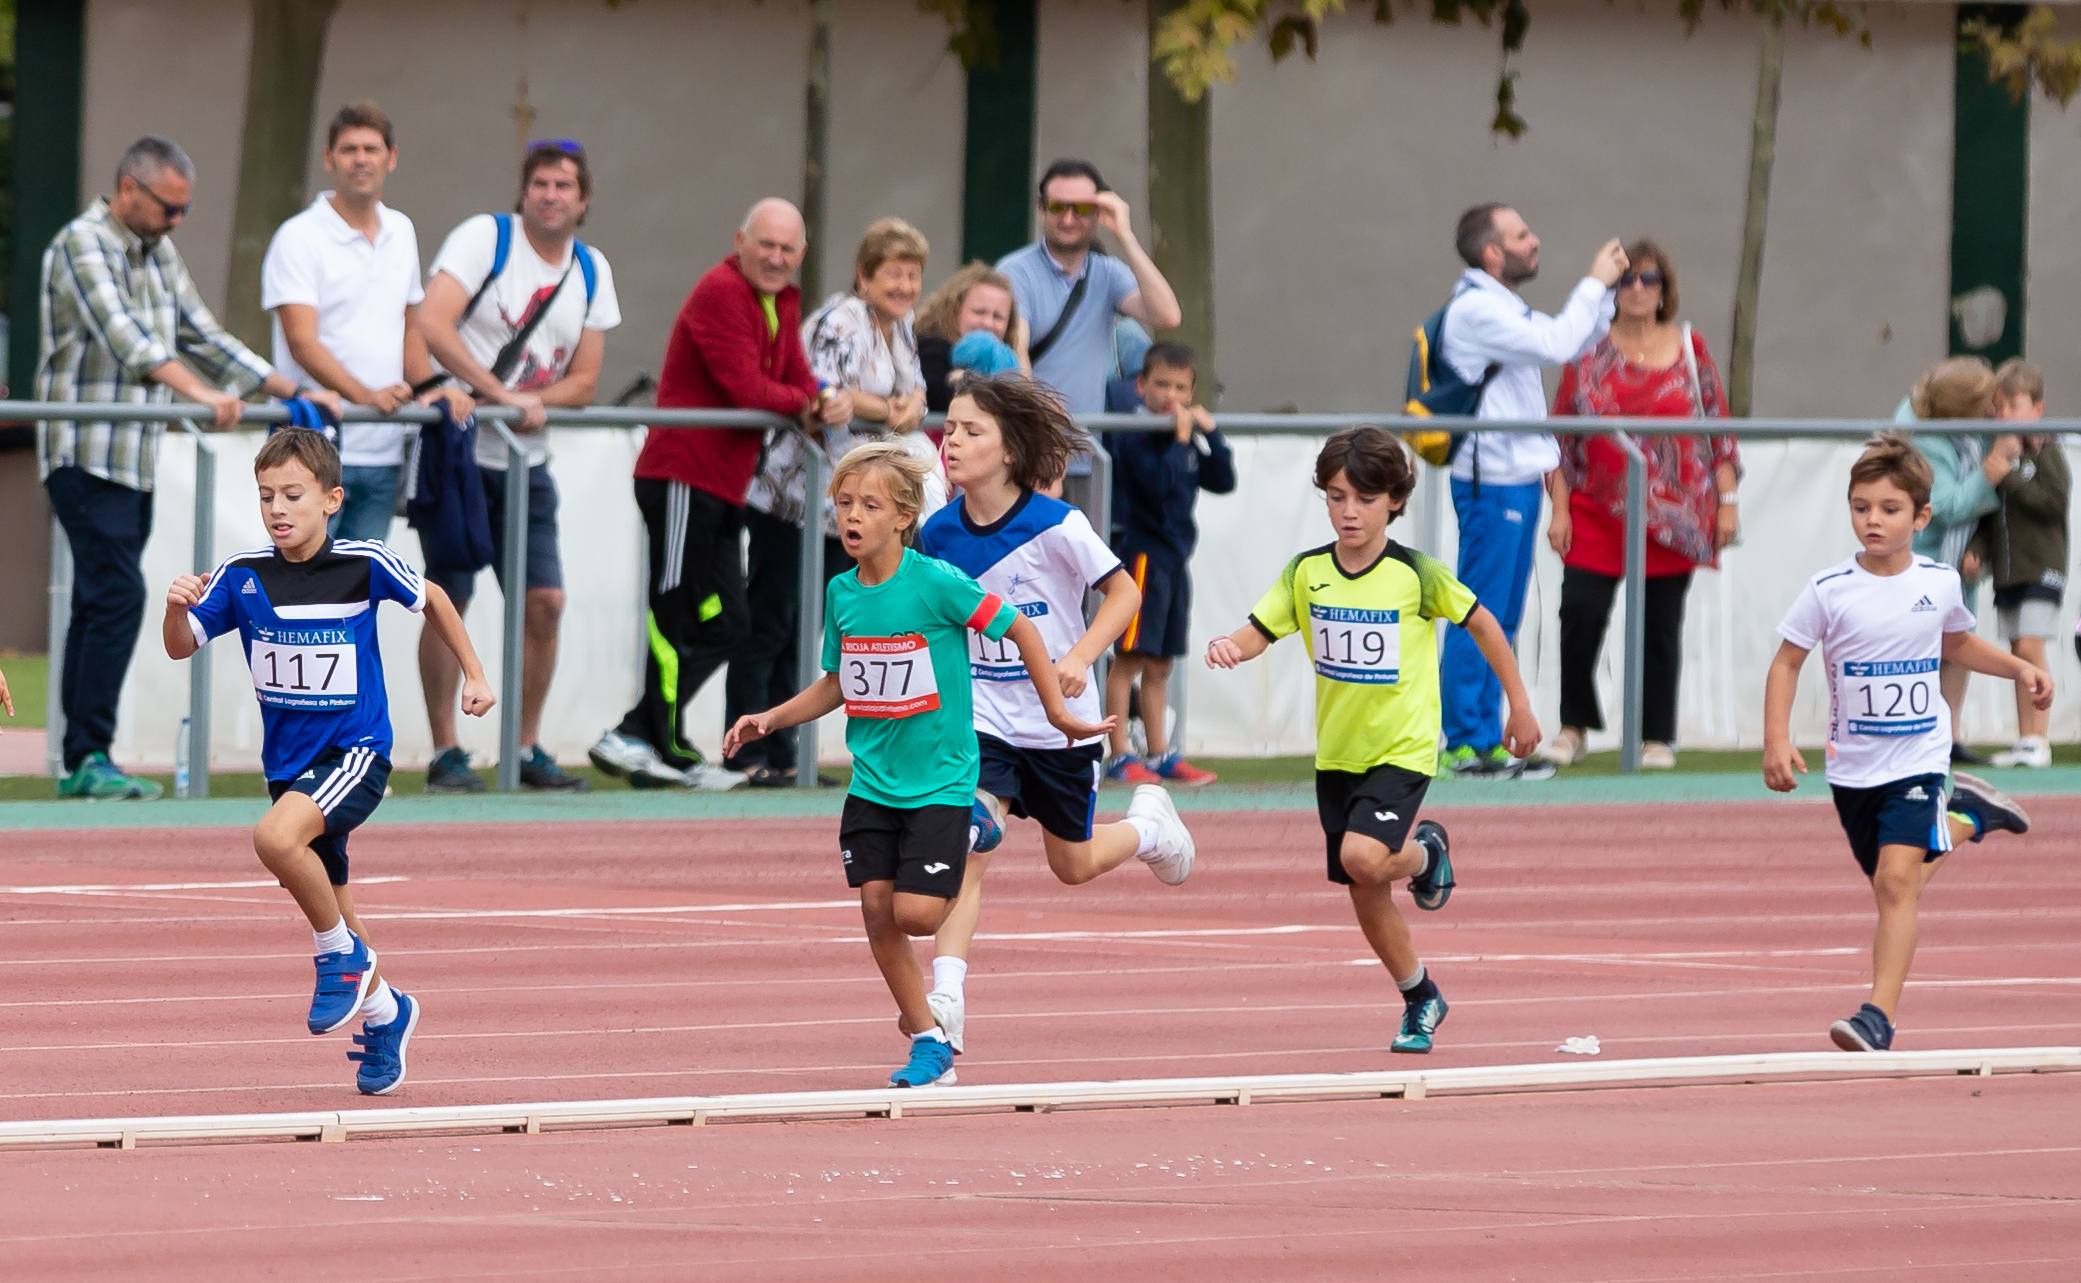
left=1765, top=434, right=2049, bottom=1053
left=913, top=375, right=1196, bottom=1052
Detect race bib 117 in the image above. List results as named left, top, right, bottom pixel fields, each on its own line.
left=249, top=639, right=358, bottom=709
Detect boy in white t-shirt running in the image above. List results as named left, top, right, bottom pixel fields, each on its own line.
left=1764, top=433, right=2052, bottom=1053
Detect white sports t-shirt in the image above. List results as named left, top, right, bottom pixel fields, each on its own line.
left=916, top=490, right=1124, bottom=749
left=427, top=213, right=621, bottom=470
left=1776, top=555, right=1974, bottom=789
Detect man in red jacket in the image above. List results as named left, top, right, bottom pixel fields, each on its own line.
left=589, top=198, right=853, bottom=788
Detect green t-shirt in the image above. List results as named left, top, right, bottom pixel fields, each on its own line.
left=1249, top=540, right=1477, bottom=776
left=824, top=548, right=1018, bottom=808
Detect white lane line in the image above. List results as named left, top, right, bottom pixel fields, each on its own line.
left=0, top=876, right=408, bottom=895
left=12, top=1017, right=2081, bottom=1059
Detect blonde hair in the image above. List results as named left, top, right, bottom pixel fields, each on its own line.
left=1993, top=357, right=2045, bottom=405
left=1908, top=356, right=1996, bottom=421
left=854, top=217, right=930, bottom=287
left=828, top=442, right=932, bottom=544
left=916, top=261, right=1021, bottom=342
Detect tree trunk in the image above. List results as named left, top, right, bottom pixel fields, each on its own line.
left=1728, top=14, right=1783, bottom=418
left=801, top=0, right=833, bottom=301
left=224, top=0, right=340, bottom=351
left=1146, top=0, right=1214, bottom=401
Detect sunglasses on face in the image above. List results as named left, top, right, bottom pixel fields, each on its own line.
left=1620, top=271, right=1664, bottom=289
left=1044, top=200, right=1098, bottom=219
left=527, top=137, right=586, bottom=156
left=131, top=178, right=190, bottom=219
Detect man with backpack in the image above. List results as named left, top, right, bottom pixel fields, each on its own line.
left=413, top=139, right=622, bottom=792
left=1428, top=203, right=1625, bottom=779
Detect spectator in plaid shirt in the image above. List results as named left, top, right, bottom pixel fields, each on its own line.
left=38, top=135, right=331, bottom=800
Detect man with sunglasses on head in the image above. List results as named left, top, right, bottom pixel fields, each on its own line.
left=996, top=159, right=1182, bottom=419
left=1434, top=203, right=1626, bottom=780
left=38, top=134, right=335, bottom=800
left=414, top=138, right=622, bottom=793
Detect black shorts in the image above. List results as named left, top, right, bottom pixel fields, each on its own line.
left=1316, top=763, right=1430, bottom=885
left=978, top=734, right=1103, bottom=842
left=1117, top=548, right=1191, bottom=659
left=1830, top=772, right=1952, bottom=878
left=839, top=796, right=969, bottom=898
left=267, top=746, right=392, bottom=886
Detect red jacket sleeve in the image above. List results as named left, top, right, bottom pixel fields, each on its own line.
left=681, top=275, right=816, bottom=416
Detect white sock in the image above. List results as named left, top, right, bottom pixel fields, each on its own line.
left=1397, top=964, right=1428, bottom=993
left=931, top=955, right=968, bottom=999
left=914, top=1026, right=947, bottom=1044
left=313, top=922, right=353, bottom=955
left=359, top=979, right=399, bottom=1026
left=1125, top=815, right=1160, bottom=856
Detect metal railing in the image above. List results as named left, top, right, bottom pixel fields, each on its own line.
left=27, top=399, right=2040, bottom=791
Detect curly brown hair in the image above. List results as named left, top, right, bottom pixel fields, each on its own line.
left=916, top=262, right=1021, bottom=343
left=951, top=374, right=1086, bottom=492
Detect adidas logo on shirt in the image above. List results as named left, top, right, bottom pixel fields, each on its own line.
left=241, top=580, right=258, bottom=594
left=1910, top=596, right=1936, bottom=612
left=1905, top=786, right=1928, bottom=801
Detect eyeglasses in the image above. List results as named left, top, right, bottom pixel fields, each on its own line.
left=1619, top=270, right=1664, bottom=289
left=1043, top=200, right=1098, bottom=219
left=130, top=178, right=190, bottom=220
left=527, top=137, right=586, bottom=156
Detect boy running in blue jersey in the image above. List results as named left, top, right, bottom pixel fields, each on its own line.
left=1208, top=427, right=1540, bottom=1054
left=913, top=375, right=1197, bottom=1054
left=164, top=428, right=494, bottom=1094
left=725, top=442, right=1111, bottom=1088
left=1764, top=433, right=2048, bottom=1052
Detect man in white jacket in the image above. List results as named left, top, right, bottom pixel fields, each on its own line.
left=1437, top=204, right=1626, bottom=777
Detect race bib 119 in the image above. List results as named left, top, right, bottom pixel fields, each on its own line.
left=1842, top=658, right=1938, bottom=736
left=1310, top=604, right=1400, bottom=685
left=249, top=639, right=358, bottom=709
left=841, top=635, right=941, bottom=718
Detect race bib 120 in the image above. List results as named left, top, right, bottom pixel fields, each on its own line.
left=1310, top=604, right=1400, bottom=685
left=1842, top=657, right=1938, bottom=736
left=249, top=639, right=358, bottom=709
left=841, top=635, right=941, bottom=718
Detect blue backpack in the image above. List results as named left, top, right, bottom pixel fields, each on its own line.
left=1403, top=285, right=1497, bottom=467
left=461, top=212, right=598, bottom=323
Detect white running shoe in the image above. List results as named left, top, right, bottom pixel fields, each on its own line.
left=1990, top=738, right=2052, bottom=769
left=588, top=730, right=677, bottom=786
left=1129, top=783, right=1195, bottom=885
left=681, top=761, right=749, bottom=791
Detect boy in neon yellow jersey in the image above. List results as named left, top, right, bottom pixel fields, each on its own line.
left=1207, top=426, right=1541, bottom=1053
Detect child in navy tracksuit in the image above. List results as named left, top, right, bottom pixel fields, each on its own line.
left=1102, top=342, right=1236, bottom=786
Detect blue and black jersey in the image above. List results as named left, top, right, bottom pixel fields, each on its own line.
left=185, top=539, right=426, bottom=780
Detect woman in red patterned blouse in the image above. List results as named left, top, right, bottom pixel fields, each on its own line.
left=1540, top=240, right=1740, bottom=769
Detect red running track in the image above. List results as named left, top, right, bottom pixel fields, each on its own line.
left=3, top=797, right=2078, bottom=1280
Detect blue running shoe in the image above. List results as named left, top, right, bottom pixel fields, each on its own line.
left=889, top=1034, right=957, bottom=1088
left=1409, top=820, right=1454, bottom=911
left=349, top=990, right=420, bottom=1095
left=1829, top=1002, right=1894, bottom=1052
left=1392, top=994, right=1449, bottom=1054
left=1949, top=771, right=2030, bottom=842
left=969, top=796, right=1003, bottom=855
left=307, top=933, right=377, bottom=1035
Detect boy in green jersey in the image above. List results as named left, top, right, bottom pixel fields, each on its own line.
left=726, top=442, right=1111, bottom=1088
left=1207, top=427, right=1541, bottom=1054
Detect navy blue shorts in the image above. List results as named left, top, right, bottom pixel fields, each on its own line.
left=1117, top=548, right=1191, bottom=659
left=1316, top=763, right=1430, bottom=885
left=978, top=734, right=1104, bottom=842
left=838, top=796, right=968, bottom=898
left=1830, top=772, right=1953, bottom=878
left=427, top=462, right=563, bottom=603
left=267, top=746, right=391, bottom=885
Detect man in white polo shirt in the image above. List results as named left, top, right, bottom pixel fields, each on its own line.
left=1436, top=203, right=1625, bottom=778
left=262, top=102, right=468, bottom=541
